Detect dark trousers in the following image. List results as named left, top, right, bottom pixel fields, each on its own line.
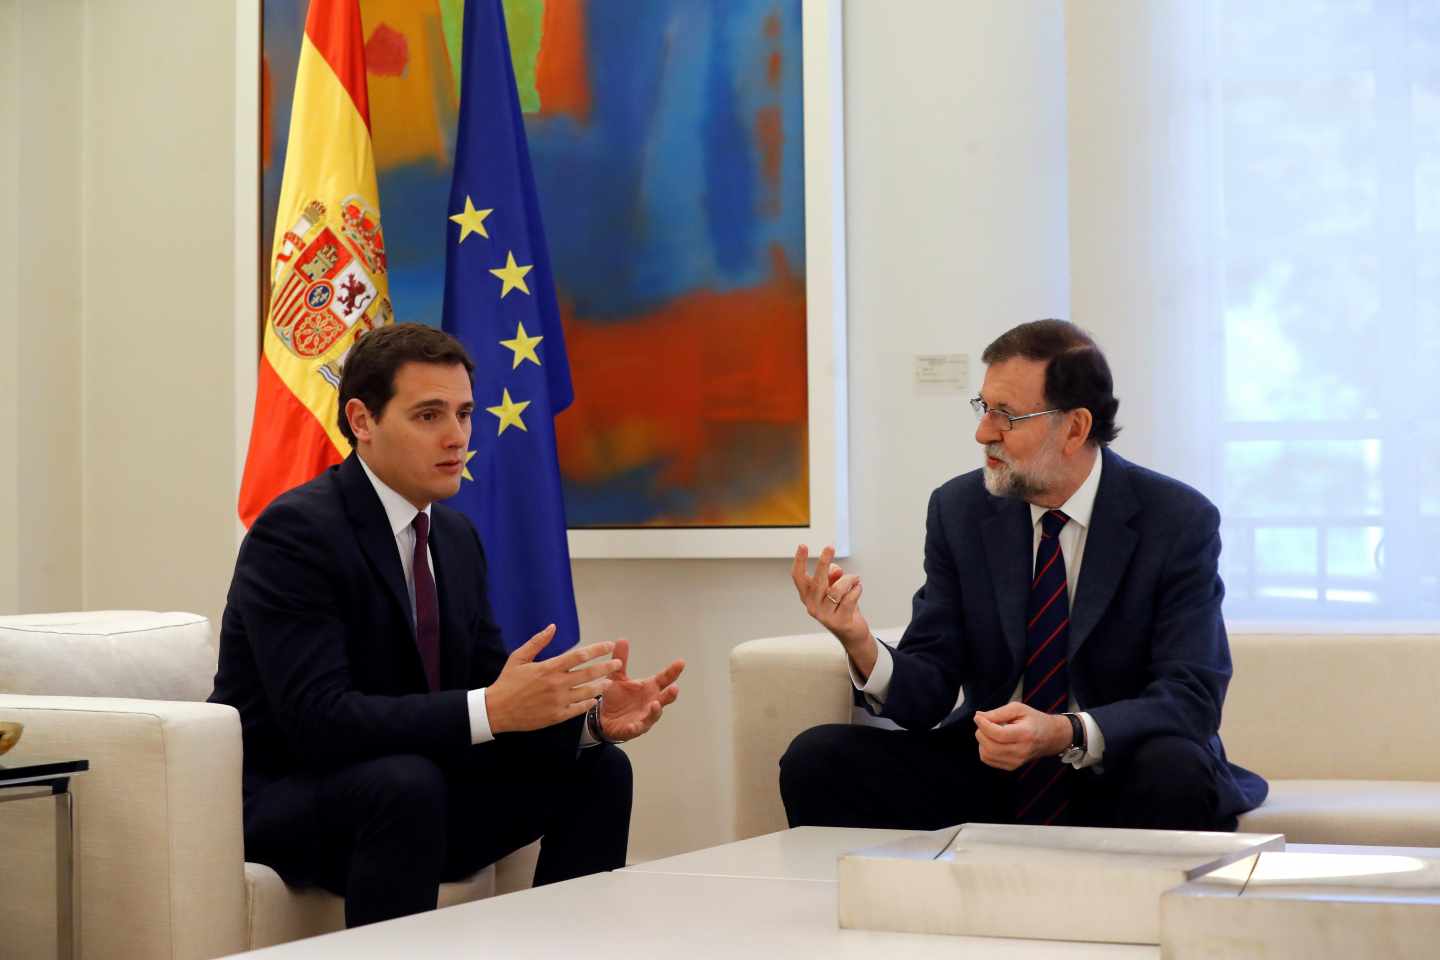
left=779, top=721, right=1234, bottom=833
left=243, top=722, right=632, bottom=928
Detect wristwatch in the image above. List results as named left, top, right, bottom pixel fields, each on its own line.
left=586, top=694, right=620, bottom=745
left=1058, top=712, right=1086, bottom=765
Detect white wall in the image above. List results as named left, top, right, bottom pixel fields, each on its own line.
left=79, top=0, right=239, bottom=627
left=3, top=0, right=239, bottom=625
left=0, top=0, right=19, bottom=612
left=7, top=0, right=84, bottom=614
left=8, top=0, right=1071, bottom=861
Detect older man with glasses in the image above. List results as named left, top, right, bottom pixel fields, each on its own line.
left=781, top=319, right=1267, bottom=833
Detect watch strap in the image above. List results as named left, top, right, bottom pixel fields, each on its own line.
left=586, top=694, right=619, bottom=745
left=1057, top=712, right=1086, bottom=764
left=1063, top=712, right=1084, bottom=751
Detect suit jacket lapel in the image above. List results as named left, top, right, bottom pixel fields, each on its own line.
left=337, top=454, right=415, bottom=642
left=982, top=496, right=1034, bottom=674
left=1068, top=448, right=1140, bottom=658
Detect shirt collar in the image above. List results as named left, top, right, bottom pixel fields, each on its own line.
left=357, top=454, right=431, bottom=538
left=1029, top=447, right=1103, bottom=531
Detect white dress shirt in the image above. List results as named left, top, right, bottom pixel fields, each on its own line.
left=358, top=456, right=495, bottom=744
left=852, top=450, right=1108, bottom=769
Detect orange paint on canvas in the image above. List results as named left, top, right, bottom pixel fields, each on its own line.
left=360, top=1, right=449, bottom=168
left=535, top=0, right=592, bottom=121
left=766, top=50, right=782, bottom=88
left=555, top=245, right=807, bottom=515
left=712, top=473, right=810, bottom=526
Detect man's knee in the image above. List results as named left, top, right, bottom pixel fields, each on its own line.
left=778, top=724, right=860, bottom=816
left=505, top=744, right=632, bottom=847
left=592, top=743, right=633, bottom=792
left=1113, top=736, right=1220, bottom=829
left=349, top=753, right=449, bottom=829
left=1130, top=736, right=1211, bottom=788
left=578, top=744, right=633, bottom=819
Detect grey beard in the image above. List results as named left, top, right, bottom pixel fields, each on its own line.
left=984, top=462, right=1045, bottom=500
left=983, top=444, right=1058, bottom=501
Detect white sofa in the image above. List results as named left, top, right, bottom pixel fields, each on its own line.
left=731, top=627, right=1440, bottom=846
left=0, top=611, right=537, bottom=960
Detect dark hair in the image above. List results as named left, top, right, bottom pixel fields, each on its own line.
left=980, top=319, right=1120, bottom=446
left=337, top=323, right=475, bottom=444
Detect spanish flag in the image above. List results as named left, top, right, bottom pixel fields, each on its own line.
left=239, top=0, right=391, bottom=527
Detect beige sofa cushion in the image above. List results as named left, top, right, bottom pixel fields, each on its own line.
left=1237, top=780, right=1440, bottom=846
left=1223, top=633, right=1440, bottom=781
left=730, top=634, right=853, bottom=840
left=0, top=611, right=216, bottom=701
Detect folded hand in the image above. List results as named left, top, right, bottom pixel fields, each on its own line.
left=973, top=701, right=1071, bottom=770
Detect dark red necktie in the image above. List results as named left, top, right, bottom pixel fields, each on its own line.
left=411, top=512, right=441, bottom=691
left=1016, top=509, right=1073, bottom=825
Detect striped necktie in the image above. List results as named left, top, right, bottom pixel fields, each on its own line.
left=1016, top=508, right=1073, bottom=825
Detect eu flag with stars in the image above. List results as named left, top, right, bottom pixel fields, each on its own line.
left=441, top=0, right=577, bottom=657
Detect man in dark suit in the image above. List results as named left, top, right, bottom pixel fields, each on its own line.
left=781, top=319, right=1265, bottom=832
left=211, top=324, right=683, bottom=928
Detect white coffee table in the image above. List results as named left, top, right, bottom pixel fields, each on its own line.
left=230, top=827, right=1154, bottom=958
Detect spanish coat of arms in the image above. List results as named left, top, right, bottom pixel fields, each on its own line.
left=268, top=196, right=393, bottom=376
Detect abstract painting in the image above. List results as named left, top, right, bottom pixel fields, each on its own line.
left=262, top=0, right=840, bottom=545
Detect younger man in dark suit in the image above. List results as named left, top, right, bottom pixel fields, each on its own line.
left=782, top=319, right=1265, bottom=832
left=211, top=324, right=683, bottom=927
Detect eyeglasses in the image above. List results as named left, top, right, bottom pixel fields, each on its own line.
left=969, top=396, right=1060, bottom=432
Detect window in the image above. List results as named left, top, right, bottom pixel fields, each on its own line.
left=1212, top=0, right=1440, bottom=618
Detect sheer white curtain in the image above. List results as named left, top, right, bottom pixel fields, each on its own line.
left=1066, top=0, right=1440, bottom=622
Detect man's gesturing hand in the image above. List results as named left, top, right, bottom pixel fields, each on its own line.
left=486, top=625, right=622, bottom=735
left=973, top=701, right=1073, bottom=770
left=598, top=638, right=684, bottom=742
left=791, top=544, right=876, bottom=678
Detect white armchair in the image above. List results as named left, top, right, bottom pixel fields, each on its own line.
left=0, top=611, right=536, bottom=959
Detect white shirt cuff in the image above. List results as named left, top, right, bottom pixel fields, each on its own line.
left=467, top=687, right=494, bottom=744
left=1072, top=710, right=1105, bottom=769
left=472, top=687, right=602, bottom=748
left=848, top=637, right=893, bottom=710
